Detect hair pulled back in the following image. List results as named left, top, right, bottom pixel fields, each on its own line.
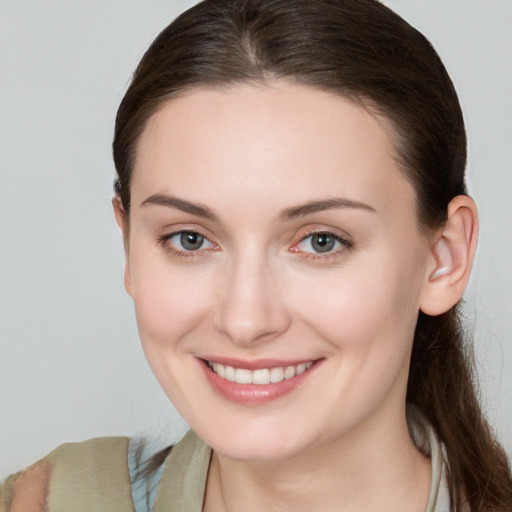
left=113, top=1, right=512, bottom=509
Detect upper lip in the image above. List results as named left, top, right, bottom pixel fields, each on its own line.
left=199, top=357, right=321, bottom=370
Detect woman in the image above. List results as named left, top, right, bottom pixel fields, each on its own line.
left=2, top=0, right=511, bottom=511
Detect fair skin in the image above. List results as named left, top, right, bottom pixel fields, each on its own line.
left=113, top=82, right=477, bottom=512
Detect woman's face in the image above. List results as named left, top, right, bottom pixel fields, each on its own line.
left=122, top=82, right=434, bottom=461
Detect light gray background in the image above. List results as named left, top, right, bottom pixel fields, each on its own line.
left=1, top=0, right=511, bottom=478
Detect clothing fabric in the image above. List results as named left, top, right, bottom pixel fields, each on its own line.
left=1, top=415, right=450, bottom=512
left=127, top=427, right=450, bottom=512
left=0, top=437, right=134, bottom=512
left=129, top=430, right=210, bottom=512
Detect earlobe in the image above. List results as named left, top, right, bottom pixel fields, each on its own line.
left=419, top=195, right=478, bottom=316
left=112, top=197, right=133, bottom=297
left=112, top=196, right=127, bottom=232
left=123, top=259, right=133, bottom=298
left=112, top=196, right=129, bottom=254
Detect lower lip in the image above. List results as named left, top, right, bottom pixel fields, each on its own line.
left=199, top=359, right=320, bottom=405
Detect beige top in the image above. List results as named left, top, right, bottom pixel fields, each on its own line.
left=1, top=416, right=450, bottom=511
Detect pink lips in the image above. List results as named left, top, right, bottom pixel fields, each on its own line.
left=198, top=357, right=321, bottom=405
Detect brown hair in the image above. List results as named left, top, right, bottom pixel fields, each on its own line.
left=113, top=0, right=512, bottom=509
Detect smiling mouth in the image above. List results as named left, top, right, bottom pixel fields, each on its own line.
left=206, top=360, right=314, bottom=385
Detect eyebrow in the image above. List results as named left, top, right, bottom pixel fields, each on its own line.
left=279, top=198, right=376, bottom=221
left=141, top=194, right=219, bottom=221
left=141, top=194, right=375, bottom=222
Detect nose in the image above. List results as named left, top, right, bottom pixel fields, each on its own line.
left=213, top=251, right=291, bottom=347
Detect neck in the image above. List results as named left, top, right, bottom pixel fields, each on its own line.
left=203, top=407, right=431, bottom=512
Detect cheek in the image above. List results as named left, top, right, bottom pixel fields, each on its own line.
left=129, top=258, right=217, bottom=409
left=129, top=251, right=213, bottom=349
left=292, top=249, right=425, bottom=359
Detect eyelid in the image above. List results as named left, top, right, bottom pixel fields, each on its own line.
left=156, top=222, right=218, bottom=244
left=289, top=228, right=353, bottom=258
left=156, top=224, right=353, bottom=260
left=158, top=228, right=219, bottom=257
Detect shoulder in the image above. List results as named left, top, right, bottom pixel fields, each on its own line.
left=1, top=437, right=134, bottom=512
left=1, top=460, right=50, bottom=512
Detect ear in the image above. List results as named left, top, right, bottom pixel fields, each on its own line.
left=112, top=197, right=133, bottom=297
left=419, top=195, right=478, bottom=316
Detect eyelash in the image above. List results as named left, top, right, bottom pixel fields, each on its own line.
left=158, top=229, right=353, bottom=260
left=290, top=230, right=353, bottom=261
left=158, top=230, right=218, bottom=258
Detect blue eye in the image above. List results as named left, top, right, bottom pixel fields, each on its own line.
left=296, top=232, right=350, bottom=254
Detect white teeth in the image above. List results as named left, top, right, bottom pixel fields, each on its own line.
left=252, top=368, right=271, bottom=385
left=208, top=360, right=314, bottom=385
left=270, top=367, right=285, bottom=383
left=225, top=365, right=236, bottom=382
left=284, top=366, right=296, bottom=379
left=213, top=363, right=226, bottom=378
left=235, top=368, right=252, bottom=384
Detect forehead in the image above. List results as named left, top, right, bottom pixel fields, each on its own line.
left=132, top=82, right=416, bottom=222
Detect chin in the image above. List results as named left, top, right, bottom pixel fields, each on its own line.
left=193, top=417, right=318, bottom=462
left=214, top=437, right=305, bottom=462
